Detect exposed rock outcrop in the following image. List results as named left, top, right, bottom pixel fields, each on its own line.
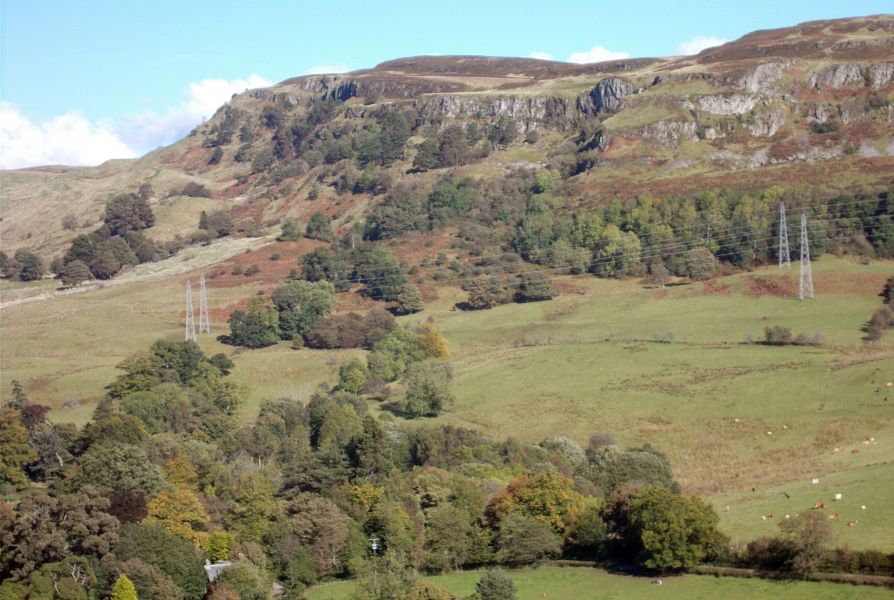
left=635, top=121, right=698, bottom=146
left=693, top=94, right=758, bottom=115
left=739, top=61, right=788, bottom=93
left=581, top=77, right=634, bottom=113
left=810, top=62, right=894, bottom=89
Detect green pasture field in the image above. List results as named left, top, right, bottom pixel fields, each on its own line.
left=305, top=565, right=894, bottom=600
left=2, top=256, right=891, bottom=549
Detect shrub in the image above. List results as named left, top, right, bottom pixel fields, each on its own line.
left=764, top=325, right=793, bottom=345
left=305, top=212, right=334, bottom=241
left=514, top=271, right=556, bottom=302
left=475, top=571, right=517, bottom=600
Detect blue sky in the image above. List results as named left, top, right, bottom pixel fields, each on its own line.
left=1, top=0, right=891, bottom=168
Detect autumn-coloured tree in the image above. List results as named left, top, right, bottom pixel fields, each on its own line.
left=416, top=323, right=449, bottom=359
left=146, top=486, right=210, bottom=546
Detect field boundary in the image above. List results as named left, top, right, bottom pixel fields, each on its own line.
left=692, top=565, right=894, bottom=588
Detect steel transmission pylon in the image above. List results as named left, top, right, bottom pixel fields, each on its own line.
left=799, top=214, right=814, bottom=301
left=778, top=202, right=791, bottom=268
left=198, top=273, right=210, bottom=333
left=185, top=281, right=197, bottom=341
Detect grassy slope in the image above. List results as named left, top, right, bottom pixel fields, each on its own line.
left=2, top=256, right=891, bottom=549
left=305, top=566, right=894, bottom=600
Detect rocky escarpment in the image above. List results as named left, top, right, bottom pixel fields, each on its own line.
left=416, top=77, right=637, bottom=132
left=809, top=62, right=894, bottom=89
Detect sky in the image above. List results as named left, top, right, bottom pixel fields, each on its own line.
left=1, top=0, right=891, bottom=169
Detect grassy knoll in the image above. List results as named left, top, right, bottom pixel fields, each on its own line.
left=305, top=566, right=894, bottom=600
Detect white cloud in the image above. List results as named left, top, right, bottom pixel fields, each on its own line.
left=0, top=74, right=272, bottom=169
left=675, top=35, right=729, bottom=55
left=115, top=73, right=271, bottom=153
left=305, top=64, right=350, bottom=75
left=528, top=51, right=554, bottom=61
left=0, top=101, right=137, bottom=169
left=567, top=46, right=631, bottom=64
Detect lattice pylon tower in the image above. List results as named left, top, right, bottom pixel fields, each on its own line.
left=185, top=281, right=197, bottom=341
left=799, top=213, right=814, bottom=301
left=778, top=202, right=791, bottom=269
left=198, top=273, right=210, bottom=333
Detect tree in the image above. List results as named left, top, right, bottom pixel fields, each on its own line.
left=8, top=380, right=28, bottom=410
left=424, top=504, right=473, bottom=572
left=462, top=276, right=509, bottom=310
left=61, top=259, right=93, bottom=286
left=278, top=218, right=301, bottom=242
left=271, top=280, right=335, bottom=340
left=13, top=250, right=44, bottom=281
left=205, top=211, right=234, bottom=238
left=402, top=360, right=454, bottom=417
left=347, top=415, right=393, bottom=481
left=205, top=531, right=235, bottom=562
left=104, top=193, right=154, bottom=235
left=487, top=117, right=518, bottom=148
left=563, top=498, right=607, bottom=559
left=213, top=562, right=271, bottom=600
left=277, top=493, right=352, bottom=577
left=69, top=443, right=168, bottom=496
left=514, top=271, right=556, bottom=303
left=146, top=487, right=210, bottom=546
left=778, top=511, right=832, bottom=577
left=684, top=247, right=718, bottom=281
left=368, top=328, right=427, bottom=381
left=0, top=489, right=118, bottom=581
left=396, top=284, right=424, bottom=315
left=355, top=246, right=406, bottom=301
left=226, top=473, right=276, bottom=543
left=495, top=513, right=562, bottom=565
left=487, top=468, right=584, bottom=532
left=416, top=324, right=449, bottom=359
left=338, top=360, right=370, bottom=394
left=116, top=523, right=207, bottom=600
left=594, top=225, right=641, bottom=277
left=626, top=486, right=720, bottom=571
left=412, top=137, right=441, bottom=171
left=476, top=571, right=517, bottom=600
left=117, top=558, right=181, bottom=600
left=587, top=445, right=676, bottom=496
left=228, top=299, right=281, bottom=348
left=438, top=124, right=470, bottom=167
left=208, top=146, right=224, bottom=166
left=305, top=212, right=334, bottom=241
left=0, top=409, right=36, bottom=489
left=112, top=574, right=139, bottom=600
left=301, top=247, right=351, bottom=291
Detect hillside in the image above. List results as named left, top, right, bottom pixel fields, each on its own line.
left=2, top=15, right=893, bottom=259
left=2, top=14, right=894, bottom=572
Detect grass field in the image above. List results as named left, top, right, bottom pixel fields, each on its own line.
left=305, top=566, right=894, bottom=600
left=2, top=255, right=892, bottom=550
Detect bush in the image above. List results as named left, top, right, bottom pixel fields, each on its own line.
left=278, top=218, right=301, bottom=241
left=515, top=271, right=556, bottom=302
left=475, top=571, right=517, bottom=600
left=305, top=212, right=334, bottom=241
left=764, top=326, right=793, bottom=345
left=462, top=276, right=510, bottom=310
left=181, top=182, right=211, bottom=198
